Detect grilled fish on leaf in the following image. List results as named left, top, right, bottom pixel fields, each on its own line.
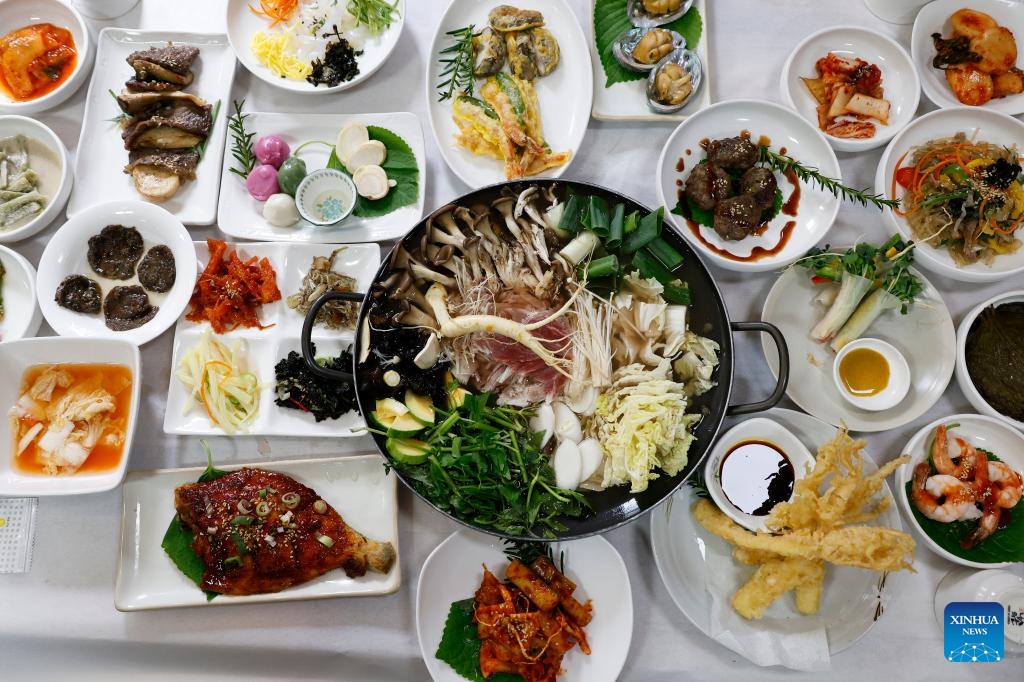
left=174, top=468, right=396, bottom=595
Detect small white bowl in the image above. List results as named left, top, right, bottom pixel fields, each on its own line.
left=0, top=116, right=73, bottom=243
left=295, top=169, right=357, bottom=226
left=781, top=26, right=920, bottom=152
left=0, top=336, right=140, bottom=495
left=956, top=290, right=1024, bottom=431
left=0, top=0, right=92, bottom=114
left=897, top=414, right=1024, bottom=568
left=704, top=417, right=816, bottom=532
left=36, top=200, right=198, bottom=346
left=832, top=337, right=911, bottom=411
left=0, top=244, right=42, bottom=342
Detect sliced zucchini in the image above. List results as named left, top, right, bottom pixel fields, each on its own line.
left=386, top=437, right=430, bottom=465
left=405, top=390, right=435, bottom=426
left=449, top=386, right=471, bottom=409
left=373, top=398, right=408, bottom=427
left=387, top=412, right=425, bottom=438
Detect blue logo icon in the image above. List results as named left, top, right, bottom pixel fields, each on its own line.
left=944, top=602, right=1004, bottom=662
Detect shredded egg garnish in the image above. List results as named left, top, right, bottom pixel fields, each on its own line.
left=251, top=30, right=312, bottom=80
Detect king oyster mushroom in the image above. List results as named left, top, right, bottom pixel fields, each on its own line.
left=352, top=165, right=395, bottom=200
left=505, top=31, right=538, bottom=81
left=473, top=27, right=506, bottom=76
left=531, top=27, right=560, bottom=76
left=488, top=5, right=544, bottom=32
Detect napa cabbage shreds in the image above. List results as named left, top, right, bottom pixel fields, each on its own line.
left=673, top=331, right=720, bottom=397
left=589, top=360, right=701, bottom=493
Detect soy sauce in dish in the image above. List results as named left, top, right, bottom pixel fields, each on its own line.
left=719, top=439, right=795, bottom=516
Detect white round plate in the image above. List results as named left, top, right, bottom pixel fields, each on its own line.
left=0, top=245, right=42, bottom=342
left=934, top=567, right=1024, bottom=655
left=760, top=256, right=954, bottom=432
left=956, top=290, right=1024, bottom=431
left=651, top=407, right=905, bottom=662
left=36, top=200, right=197, bottom=346
left=781, top=25, right=920, bottom=152
left=0, top=0, right=92, bottom=114
left=425, top=0, right=593, bottom=188
left=0, top=115, right=73, bottom=243
left=656, top=99, right=841, bottom=272
left=912, top=0, right=1024, bottom=114
left=896, top=414, right=1024, bottom=568
left=416, top=530, right=632, bottom=682
left=225, top=0, right=405, bottom=94
left=874, top=106, right=1024, bottom=282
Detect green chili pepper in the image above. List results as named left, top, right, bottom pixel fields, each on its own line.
left=277, top=157, right=307, bottom=197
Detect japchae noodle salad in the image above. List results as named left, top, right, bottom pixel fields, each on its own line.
left=893, top=132, right=1024, bottom=266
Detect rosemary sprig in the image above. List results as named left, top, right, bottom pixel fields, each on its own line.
left=227, top=99, right=256, bottom=179
left=436, top=24, right=477, bottom=102
left=106, top=89, right=130, bottom=125
left=758, top=145, right=900, bottom=210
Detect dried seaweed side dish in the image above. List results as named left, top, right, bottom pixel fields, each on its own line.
left=965, top=302, right=1024, bottom=421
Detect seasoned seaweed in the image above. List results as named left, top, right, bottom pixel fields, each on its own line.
left=274, top=345, right=359, bottom=421
left=965, top=302, right=1024, bottom=421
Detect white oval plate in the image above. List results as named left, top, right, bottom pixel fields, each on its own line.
left=781, top=25, right=920, bottom=153
left=216, top=112, right=425, bottom=243
left=912, top=0, right=1024, bottom=114
left=226, top=0, right=405, bottom=94
left=896, top=414, right=1024, bottom=568
left=36, top=200, right=197, bottom=346
left=760, top=255, right=954, bottom=432
left=0, top=245, right=42, bottom=342
left=425, top=0, right=593, bottom=188
left=656, top=99, right=841, bottom=272
left=416, top=530, right=632, bottom=682
left=874, top=106, right=1024, bottom=282
left=651, top=408, right=904, bottom=664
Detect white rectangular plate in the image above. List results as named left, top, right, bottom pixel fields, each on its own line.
left=163, top=241, right=379, bottom=437
left=68, top=29, right=236, bottom=225
left=115, top=455, right=399, bottom=610
left=589, top=0, right=712, bottom=121
left=217, top=112, right=426, bottom=242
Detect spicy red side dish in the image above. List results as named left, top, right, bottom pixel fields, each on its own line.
left=0, top=23, right=77, bottom=102
left=186, top=238, right=282, bottom=333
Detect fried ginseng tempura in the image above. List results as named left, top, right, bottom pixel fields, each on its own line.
left=693, top=427, right=915, bottom=620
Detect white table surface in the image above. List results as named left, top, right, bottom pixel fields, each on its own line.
left=3, top=0, right=1021, bottom=679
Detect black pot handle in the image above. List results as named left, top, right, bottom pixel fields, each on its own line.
left=301, top=291, right=365, bottom=382
left=725, top=320, right=789, bottom=417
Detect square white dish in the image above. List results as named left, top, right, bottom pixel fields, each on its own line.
left=163, top=240, right=379, bottom=437
left=589, top=0, right=712, bottom=121
left=115, top=454, right=399, bottom=610
left=0, top=337, right=140, bottom=496
left=217, top=112, right=426, bottom=243
left=67, top=29, right=236, bottom=226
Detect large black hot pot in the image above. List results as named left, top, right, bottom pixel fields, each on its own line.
left=300, top=180, right=789, bottom=540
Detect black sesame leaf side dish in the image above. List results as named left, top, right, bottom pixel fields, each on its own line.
left=274, top=346, right=360, bottom=422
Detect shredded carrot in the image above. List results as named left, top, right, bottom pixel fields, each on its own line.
left=248, top=0, right=298, bottom=27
